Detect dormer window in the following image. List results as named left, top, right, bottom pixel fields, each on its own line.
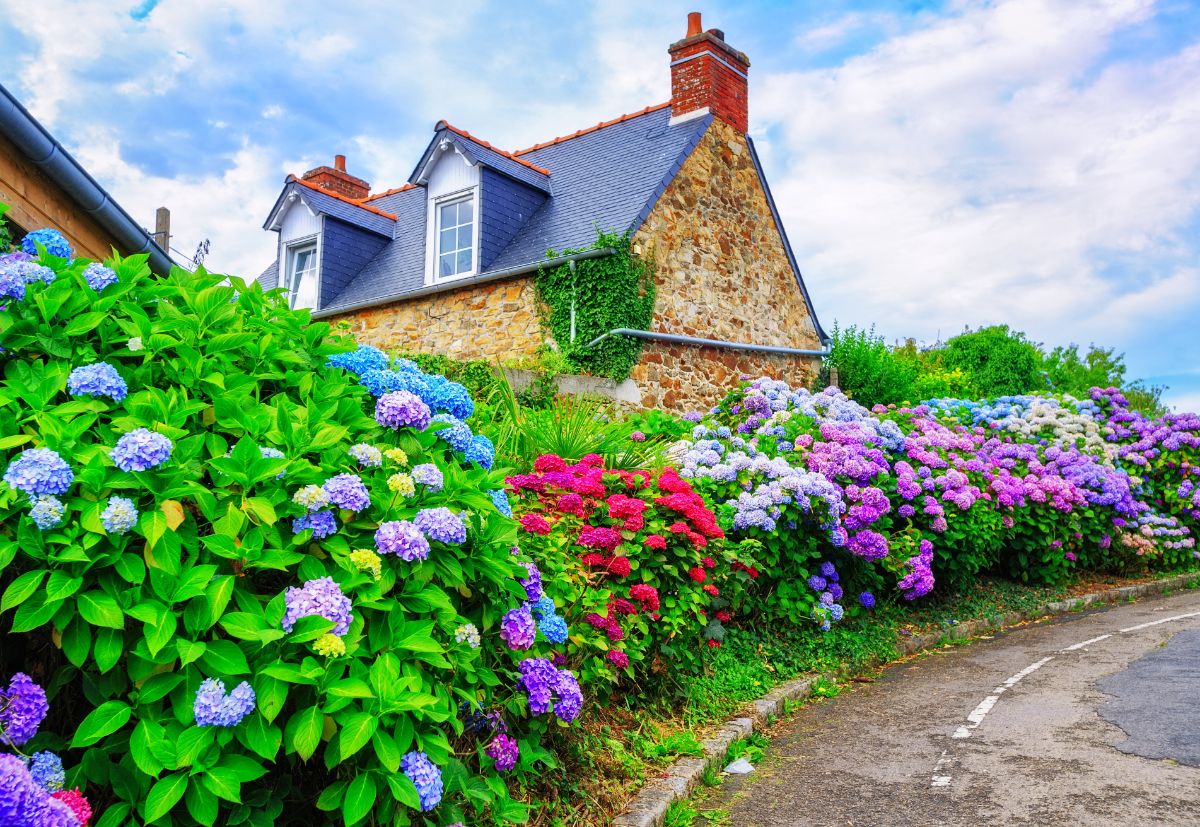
left=436, top=193, right=475, bottom=279
left=287, top=240, right=319, bottom=309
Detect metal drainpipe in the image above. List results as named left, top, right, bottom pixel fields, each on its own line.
left=584, top=327, right=831, bottom=357
left=569, top=259, right=577, bottom=342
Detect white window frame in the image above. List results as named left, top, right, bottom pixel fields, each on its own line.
left=425, top=185, right=480, bottom=284
left=284, top=233, right=321, bottom=310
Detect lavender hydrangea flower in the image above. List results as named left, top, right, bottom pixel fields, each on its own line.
left=486, top=733, right=519, bottom=772
left=348, top=443, right=382, bottom=467
left=518, top=562, right=542, bottom=602
left=0, top=673, right=49, bottom=746
left=22, top=228, right=73, bottom=259
left=807, top=575, right=827, bottom=592
left=500, top=605, right=536, bottom=650
left=400, top=751, right=443, bottom=811
left=455, top=623, right=481, bottom=648
left=282, top=577, right=353, bottom=636
left=29, top=496, right=64, bottom=530
left=293, top=510, right=337, bottom=539
left=101, top=496, right=138, bottom=535
left=67, top=362, right=128, bottom=402
left=414, top=507, right=467, bottom=544
left=82, top=263, right=118, bottom=291
left=0, top=753, right=80, bottom=827
left=323, top=473, right=371, bottom=511
left=193, top=678, right=256, bottom=727
left=412, top=463, right=443, bottom=492
left=375, top=520, right=430, bottom=561
left=0, top=263, right=25, bottom=301
left=27, top=752, right=64, bottom=792
left=4, top=448, right=73, bottom=496
left=375, top=391, right=432, bottom=430
left=110, top=428, right=173, bottom=472
left=13, top=261, right=54, bottom=284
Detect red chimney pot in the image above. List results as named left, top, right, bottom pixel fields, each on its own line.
left=686, top=11, right=702, bottom=37
left=334, top=154, right=347, bottom=172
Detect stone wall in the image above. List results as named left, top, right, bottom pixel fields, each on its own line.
left=329, top=275, right=547, bottom=363
left=630, top=342, right=817, bottom=412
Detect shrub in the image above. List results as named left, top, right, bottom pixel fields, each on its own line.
left=938, top=325, right=1042, bottom=397
left=817, top=323, right=916, bottom=406
left=0, top=236, right=577, bottom=826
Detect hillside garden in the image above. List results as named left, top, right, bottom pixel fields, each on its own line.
left=0, top=220, right=1198, bottom=826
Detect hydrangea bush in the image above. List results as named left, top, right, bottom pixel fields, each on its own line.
left=0, top=236, right=575, bottom=825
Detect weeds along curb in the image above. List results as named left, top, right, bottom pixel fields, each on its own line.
left=611, top=571, right=1200, bottom=827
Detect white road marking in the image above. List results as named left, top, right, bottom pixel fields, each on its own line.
left=931, top=602, right=1200, bottom=791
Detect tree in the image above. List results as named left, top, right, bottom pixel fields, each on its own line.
left=940, top=325, right=1042, bottom=397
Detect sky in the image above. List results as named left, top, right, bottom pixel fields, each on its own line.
left=1, top=0, right=1198, bottom=408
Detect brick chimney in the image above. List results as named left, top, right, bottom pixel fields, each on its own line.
left=301, top=154, right=371, bottom=200
left=668, top=12, right=750, bottom=132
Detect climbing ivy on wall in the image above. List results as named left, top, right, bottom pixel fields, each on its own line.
left=535, top=230, right=656, bottom=381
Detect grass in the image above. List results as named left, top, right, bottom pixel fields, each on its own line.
left=519, top=568, right=1199, bottom=825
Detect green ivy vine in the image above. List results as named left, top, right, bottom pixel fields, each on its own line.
left=535, top=230, right=656, bottom=381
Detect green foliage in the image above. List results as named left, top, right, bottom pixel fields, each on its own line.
left=938, top=325, right=1043, bottom=397
left=0, top=204, right=11, bottom=251
left=817, top=323, right=916, bottom=406
left=535, top=231, right=656, bottom=381
left=0, top=250, right=550, bottom=825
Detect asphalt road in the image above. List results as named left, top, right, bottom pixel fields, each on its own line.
left=704, top=589, right=1200, bottom=826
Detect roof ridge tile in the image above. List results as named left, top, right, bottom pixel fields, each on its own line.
left=513, top=102, right=671, bottom=155
left=287, top=175, right=399, bottom=220
left=434, top=121, right=553, bottom=177
left=363, top=183, right=418, bottom=202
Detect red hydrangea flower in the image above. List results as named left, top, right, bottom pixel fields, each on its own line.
left=556, top=493, right=587, bottom=516
left=702, top=556, right=717, bottom=569
left=574, top=470, right=608, bottom=497
left=644, top=534, right=666, bottom=550
left=534, top=454, right=568, bottom=473
left=716, top=610, right=732, bottom=622
left=580, top=552, right=607, bottom=567
left=607, top=650, right=630, bottom=668
left=519, top=514, right=552, bottom=535
left=706, top=639, right=721, bottom=648
left=583, top=613, right=608, bottom=630
left=623, top=515, right=645, bottom=532
left=656, top=467, right=692, bottom=494
left=578, top=525, right=622, bottom=551
left=668, top=522, right=689, bottom=534
left=606, top=622, right=625, bottom=641
left=629, top=584, right=660, bottom=611
left=606, top=494, right=647, bottom=519
left=605, top=556, right=632, bottom=577
left=703, top=584, right=719, bottom=596
left=688, top=567, right=706, bottom=583
left=578, top=453, right=605, bottom=468
left=610, top=598, right=638, bottom=615
left=52, top=789, right=92, bottom=825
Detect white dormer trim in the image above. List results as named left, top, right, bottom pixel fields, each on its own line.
left=266, top=189, right=319, bottom=233
left=422, top=145, right=482, bottom=286
left=413, top=137, right=479, bottom=186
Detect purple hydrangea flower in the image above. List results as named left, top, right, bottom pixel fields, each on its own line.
left=412, top=463, right=443, bottom=492
left=551, top=669, right=583, bottom=722
left=110, top=428, right=173, bottom=472
left=819, top=561, right=837, bottom=579
left=100, top=496, right=138, bottom=535
left=0, top=263, right=26, bottom=301
left=21, top=228, right=73, bottom=259
left=807, top=575, right=827, bottom=592
left=375, top=520, right=430, bottom=561
left=0, top=752, right=81, bottom=827
left=67, top=362, right=128, bottom=402
left=82, top=263, right=118, bottom=291
left=0, top=673, right=49, bottom=746
left=292, top=510, right=338, bottom=539
left=518, top=562, right=542, bottom=602
left=193, top=678, right=256, bottom=727
left=486, top=733, right=519, bottom=772
left=400, top=751, right=443, bottom=811
left=375, top=391, right=432, bottom=430
left=4, top=448, right=73, bottom=496
left=500, top=605, right=536, bottom=650
left=414, top=507, right=467, bottom=544
left=282, top=577, right=353, bottom=636
left=323, top=473, right=371, bottom=511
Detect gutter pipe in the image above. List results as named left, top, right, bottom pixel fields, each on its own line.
left=0, top=82, right=174, bottom=275
left=312, top=246, right=615, bottom=319
left=585, top=327, right=831, bottom=357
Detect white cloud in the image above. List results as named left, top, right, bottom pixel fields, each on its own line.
left=755, top=0, right=1200, bottom=388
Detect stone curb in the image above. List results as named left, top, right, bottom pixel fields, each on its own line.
left=610, top=571, right=1199, bottom=827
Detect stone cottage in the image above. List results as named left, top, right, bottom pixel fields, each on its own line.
left=257, top=13, right=827, bottom=411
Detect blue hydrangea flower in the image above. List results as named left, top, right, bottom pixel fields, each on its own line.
left=21, top=229, right=73, bottom=259
left=419, top=375, right=474, bottom=420
left=110, top=428, right=173, bottom=472
left=293, top=510, right=338, bottom=539
left=414, top=507, right=467, bottom=544
left=323, top=474, right=371, bottom=511
left=67, top=362, right=128, bottom=402
left=412, top=463, right=443, bottom=492
left=530, top=596, right=556, bottom=620
left=13, top=261, right=54, bottom=284
left=27, top=752, right=64, bottom=792
left=400, top=751, right=443, bottom=812
left=375, top=520, right=430, bottom=561
left=4, top=448, right=73, bottom=496
left=819, top=561, right=838, bottom=579
left=465, top=434, right=494, bottom=469
left=432, top=414, right=473, bottom=452
left=829, top=603, right=845, bottom=622
left=101, top=496, right=138, bottom=535
left=281, top=576, right=353, bottom=636
left=489, top=489, right=513, bottom=518
left=29, top=495, right=64, bottom=530
left=82, top=263, right=118, bottom=291
left=807, top=575, right=827, bottom=592
left=348, top=443, right=382, bottom=467
left=0, top=263, right=26, bottom=302
left=537, top=613, right=568, bottom=644
left=193, top=678, right=256, bottom=727
left=326, top=344, right=388, bottom=376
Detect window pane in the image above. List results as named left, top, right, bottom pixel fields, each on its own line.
left=455, top=226, right=471, bottom=251
left=458, top=199, right=473, bottom=223
left=439, top=253, right=456, bottom=277
left=439, top=228, right=456, bottom=255
left=439, top=202, right=458, bottom=227
left=457, top=248, right=472, bottom=273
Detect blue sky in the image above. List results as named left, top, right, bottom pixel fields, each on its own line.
left=1, top=0, right=1198, bottom=408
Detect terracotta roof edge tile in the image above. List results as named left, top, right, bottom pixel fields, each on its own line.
left=363, top=183, right=418, bottom=202
left=433, top=122, right=553, bottom=177
left=512, top=102, right=672, bottom=155
left=287, top=175, right=399, bottom=220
